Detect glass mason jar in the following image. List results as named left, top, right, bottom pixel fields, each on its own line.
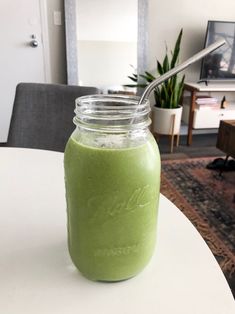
left=64, top=95, right=161, bottom=281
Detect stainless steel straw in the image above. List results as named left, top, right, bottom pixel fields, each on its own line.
left=138, top=38, right=226, bottom=105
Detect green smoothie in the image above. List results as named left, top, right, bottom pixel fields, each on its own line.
left=64, top=133, right=160, bottom=281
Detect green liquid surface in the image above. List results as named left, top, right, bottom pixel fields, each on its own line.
left=64, top=134, right=160, bottom=281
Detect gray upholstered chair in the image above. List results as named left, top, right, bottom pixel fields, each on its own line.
left=3, top=82, right=100, bottom=152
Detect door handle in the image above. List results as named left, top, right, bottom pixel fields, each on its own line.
left=30, top=34, right=38, bottom=48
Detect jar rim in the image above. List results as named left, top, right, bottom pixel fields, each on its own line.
left=73, top=94, right=151, bottom=132
left=75, top=94, right=149, bottom=108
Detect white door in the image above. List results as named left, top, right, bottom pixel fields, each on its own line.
left=0, top=0, right=47, bottom=142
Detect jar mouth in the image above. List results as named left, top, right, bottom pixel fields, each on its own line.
left=73, top=94, right=151, bottom=132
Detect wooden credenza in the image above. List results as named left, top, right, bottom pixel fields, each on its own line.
left=216, top=120, right=235, bottom=158
left=183, top=82, right=235, bottom=145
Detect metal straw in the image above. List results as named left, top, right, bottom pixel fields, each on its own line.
left=138, top=38, right=226, bottom=105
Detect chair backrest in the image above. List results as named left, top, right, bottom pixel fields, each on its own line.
left=5, top=83, right=100, bottom=152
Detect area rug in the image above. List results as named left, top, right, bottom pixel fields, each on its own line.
left=160, top=157, right=235, bottom=296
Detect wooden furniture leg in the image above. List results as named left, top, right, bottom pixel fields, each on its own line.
left=155, top=133, right=160, bottom=142
left=170, top=135, right=174, bottom=153
left=176, top=133, right=180, bottom=146
left=187, top=90, right=196, bottom=146
left=219, top=155, right=229, bottom=177
left=170, top=114, right=176, bottom=153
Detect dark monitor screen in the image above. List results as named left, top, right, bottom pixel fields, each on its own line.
left=200, top=20, right=235, bottom=81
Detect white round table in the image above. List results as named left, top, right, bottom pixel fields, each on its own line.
left=0, top=148, right=234, bottom=314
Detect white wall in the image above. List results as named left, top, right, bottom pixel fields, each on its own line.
left=2, top=0, right=234, bottom=86
left=44, top=0, right=235, bottom=85
left=147, top=0, right=235, bottom=82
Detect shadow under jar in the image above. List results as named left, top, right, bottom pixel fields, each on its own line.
left=64, top=95, right=161, bottom=281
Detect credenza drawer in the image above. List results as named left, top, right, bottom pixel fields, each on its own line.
left=193, top=109, right=235, bottom=129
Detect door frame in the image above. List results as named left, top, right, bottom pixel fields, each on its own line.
left=39, top=0, right=52, bottom=83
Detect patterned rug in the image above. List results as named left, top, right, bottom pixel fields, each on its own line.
left=160, top=157, right=235, bottom=297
